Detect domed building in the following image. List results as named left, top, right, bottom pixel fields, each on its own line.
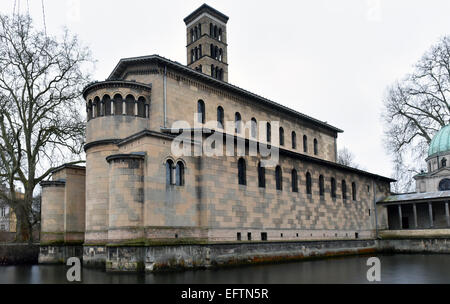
left=379, top=125, right=450, bottom=233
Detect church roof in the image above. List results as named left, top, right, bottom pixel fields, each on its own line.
left=379, top=190, right=450, bottom=204
left=107, top=54, right=344, bottom=134
left=183, top=4, right=229, bottom=24
left=429, top=125, right=450, bottom=157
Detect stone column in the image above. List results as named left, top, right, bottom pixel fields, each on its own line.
left=413, top=203, right=418, bottom=229
left=445, top=201, right=450, bottom=227
left=122, top=100, right=126, bottom=115
left=111, top=100, right=114, bottom=115
left=398, top=205, right=403, bottom=230
left=135, top=102, right=138, bottom=116
left=428, top=202, right=434, bottom=228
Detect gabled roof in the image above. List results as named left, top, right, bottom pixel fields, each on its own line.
left=107, top=54, right=343, bottom=134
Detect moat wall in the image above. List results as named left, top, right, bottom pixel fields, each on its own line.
left=0, top=244, right=39, bottom=265
left=35, top=237, right=450, bottom=272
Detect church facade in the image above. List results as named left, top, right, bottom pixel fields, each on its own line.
left=39, top=4, right=394, bottom=271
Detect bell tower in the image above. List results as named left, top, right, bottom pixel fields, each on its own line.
left=184, top=4, right=229, bottom=82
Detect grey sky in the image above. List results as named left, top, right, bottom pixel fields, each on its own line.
left=2, top=0, right=450, bottom=178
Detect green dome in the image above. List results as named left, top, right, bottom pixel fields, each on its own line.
left=429, top=125, right=450, bottom=156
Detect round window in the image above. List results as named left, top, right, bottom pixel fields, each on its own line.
left=438, top=178, right=450, bottom=191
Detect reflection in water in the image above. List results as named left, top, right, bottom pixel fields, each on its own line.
left=0, top=254, right=449, bottom=284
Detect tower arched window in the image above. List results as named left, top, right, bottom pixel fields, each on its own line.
left=235, top=112, right=242, bottom=134
left=442, top=158, right=447, bottom=168
left=214, top=25, right=218, bottom=38
left=199, top=45, right=202, bottom=57
left=303, top=135, right=308, bottom=153
left=125, top=95, right=135, bottom=115
left=314, top=138, right=318, bottom=155
left=215, top=66, right=219, bottom=78
left=103, top=95, right=111, bottom=116
left=352, top=182, right=357, bottom=201
left=215, top=46, right=219, bottom=60
left=113, top=94, right=123, bottom=115
left=94, top=96, right=101, bottom=117
left=191, top=49, right=195, bottom=63
left=331, top=178, right=336, bottom=198
left=211, top=64, right=214, bottom=77
left=198, top=23, right=201, bottom=36
left=87, top=100, right=92, bottom=120
left=258, top=161, right=265, bottom=188
left=292, top=169, right=298, bottom=192
left=166, top=159, right=175, bottom=185
left=191, top=29, right=194, bottom=43
left=176, top=161, right=185, bottom=186
left=266, top=123, right=271, bottom=143
left=306, top=172, right=312, bottom=195
left=219, top=49, right=223, bottom=61
left=251, top=118, right=257, bottom=138
left=217, top=106, right=224, bottom=128
left=319, top=175, right=324, bottom=196
left=137, top=97, right=146, bottom=117
left=210, top=23, right=213, bottom=36
left=342, top=180, right=347, bottom=200
left=275, top=166, right=282, bottom=191
left=197, top=100, right=205, bottom=124
left=210, top=44, right=214, bottom=57
left=238, top=158, right=246, bottom=186
left=292, top=131, right=297, bottom=149
left=279, top=127, right=284, bottom=146
left=219, top=69, right=223, bottom=80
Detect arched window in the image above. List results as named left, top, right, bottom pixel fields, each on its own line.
left=306, top=172, right=312, bottom=195
left=238, top=158, right=246, bottom=186
left=197, top=100, right=205, bottom=123
left=352, top=182, right=356, bottom=201
left=251, top=118, right=257, bottom=138
left=211, top=64, right=214, bottom=77
left=215, top=66, right=219, bottom=78
left=191, top=49, right=195, bottom=63
left=198, top=23, right=201, bottom=36
left=219, top=69, right=224, bottom=81
left=235, top=112, right=242, bottom=134
left=191, top=29, right=194, bottom=43
left=214, top=25, right=218, bottom=38
left=194, top=26, right=198, bottom=41
left=314, top=138, right=318, bottom=155
left=258, top=161, right=265, bottom=188
left=275, top=166, right=282, bottom=191
left=319, top=175, right=324, bottom=196
left=210, top=44, right=214, bottom=58
left=113, top=94, right=123, bottom=115
left=166, top=160, right=175, bottom=185
left=137, top=97, right=146, bottom=117
left=279, top=127, right=284, bottom=146
left=87, top=100, right=92, bottom=120
left=266, top=123, right=271, bottom=143
left=199, top=45, right=202, bottom=57
left=219, top=49, right=223, bottom=61
left=303, top=135, right=308, bottom=153
left=103, top=95, right=111, bottom=116
left=94, top=96, right=101, bottom=117
left=442, top=158, right=447, bottom=168
left=292, top=169, right=298, bottom=192
left=331, top=178, right=336, bottom=198
left=217, top=106, right=224, bottom=128
left=176, top=162, right=185, bottom=186
left=342, top=180, right=347, bottom=200
left=215, top=46, right=219, bottom=60
left=126, top=95, right=135, bottom=115
left=292, top=131, right=297, bottom=149
left=210, top=23, right=213, bottom=36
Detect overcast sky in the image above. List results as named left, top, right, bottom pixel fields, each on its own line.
left=2, top=0, right=450, bottom=178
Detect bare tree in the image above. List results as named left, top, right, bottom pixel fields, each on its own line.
left=337, top=147, right=360, bottom=168
left=383, top=36, right=450, bottom=193
left=0, top=14, right=93, bottom=242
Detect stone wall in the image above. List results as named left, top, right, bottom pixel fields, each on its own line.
left=0, top=244, right=39, bottom=265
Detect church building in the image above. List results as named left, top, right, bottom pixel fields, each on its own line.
left=39, top=4, right=395, bottom=271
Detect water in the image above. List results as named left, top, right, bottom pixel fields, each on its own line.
left=1, top=254, right=449, bottom=284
